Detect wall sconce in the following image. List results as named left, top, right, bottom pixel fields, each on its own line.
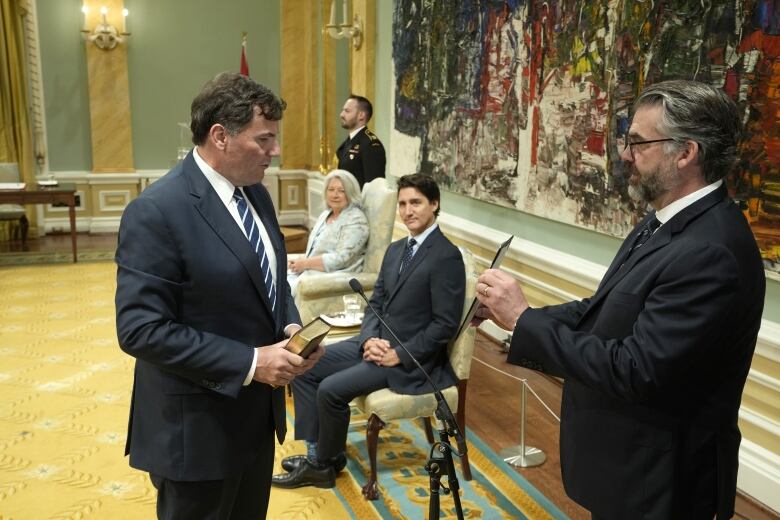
left=80, top=5, right=130, bottom=50
left=324, top=0, right=362, bottom=50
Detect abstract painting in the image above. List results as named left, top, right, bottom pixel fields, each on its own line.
left=392, top=0, right=780, bottom=277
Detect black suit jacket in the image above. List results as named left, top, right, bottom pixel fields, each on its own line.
left=509, top=184, right=765, bottom=519
left=115, top=151, right=300, bottom=481
left=336, top=127, right=386, bottom=187
left=357, top=226, right=465, bottom=394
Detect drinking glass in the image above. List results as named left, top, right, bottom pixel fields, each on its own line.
left=342, top=295, right=361, bottom=322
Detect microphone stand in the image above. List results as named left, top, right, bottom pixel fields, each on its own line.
left=350, top=279, right=465, bottom=520
left=425, top=399, right=464, bottom=520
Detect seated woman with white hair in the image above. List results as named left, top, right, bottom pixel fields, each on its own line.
left=287, top=169, right=369, bottom=296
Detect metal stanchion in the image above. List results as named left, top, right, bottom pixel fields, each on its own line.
left=499, top=379, right=546, bottom=467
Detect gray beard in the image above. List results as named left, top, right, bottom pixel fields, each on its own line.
left=628, top=182, right=653, bottom=204
left=628, top=165, right=671, bottom=204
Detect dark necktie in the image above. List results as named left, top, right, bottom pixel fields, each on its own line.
left=400, top=238, right=417, bottom=272
left=233, top=188, right=276, bottom=311
left=628, top=216, right=661, bottom=256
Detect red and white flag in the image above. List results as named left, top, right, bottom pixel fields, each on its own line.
left=240, top=33, right=249, bottom=76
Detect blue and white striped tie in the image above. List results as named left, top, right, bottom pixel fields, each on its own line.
left=233, top=188, right=276, bottom=311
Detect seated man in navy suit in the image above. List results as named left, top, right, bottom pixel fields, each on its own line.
left=272, top=173, right=466, bottom=488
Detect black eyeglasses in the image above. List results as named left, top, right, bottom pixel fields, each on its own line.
left=616, top=136, right=675, bottom=159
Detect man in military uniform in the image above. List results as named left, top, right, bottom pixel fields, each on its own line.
left=336, top=95, right=386, bottom=187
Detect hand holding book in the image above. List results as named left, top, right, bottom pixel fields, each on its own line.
left=252, top=319, right=330, bottom=387
left=284, top=317, right=331, bottom=359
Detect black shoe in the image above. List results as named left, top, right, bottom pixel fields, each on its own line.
left=281, top=455, right=308, bottom=472
left=272, top=459, right=335, bottom=489
left=281, top=453, right=347, bottom=473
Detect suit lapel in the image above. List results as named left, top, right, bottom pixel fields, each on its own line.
left=183, top=154, right=276, bottom=319
left=382, top=240, right=403, bottom=300
left=596, top=214, right=657, bottom=291
left=244, top=185, right=285, bottom=323
left=386, top=229, right=439, bottom=305
left=579, top=184, right=728, bottom=327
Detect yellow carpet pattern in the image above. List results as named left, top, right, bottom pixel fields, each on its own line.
left=0, top=262, right=562, bottom=519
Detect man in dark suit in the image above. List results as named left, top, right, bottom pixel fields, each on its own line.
left=476, top=80, right=765, bottom=519
left=271, top=174, right=465, bottom=488
left=115, top=73, right=323, bottom=519
left=336, top=94, right=386, bottom=187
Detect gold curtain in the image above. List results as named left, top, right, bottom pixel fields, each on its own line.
left=0, top=0, right=36, bottom=183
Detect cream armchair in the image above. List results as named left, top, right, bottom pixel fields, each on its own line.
left=295, top=177, right=397, bottom=324
left=352, top=247, right=477, bottom=500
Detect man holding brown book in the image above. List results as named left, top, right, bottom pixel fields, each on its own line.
left=272, top=173, right=466, bottom=489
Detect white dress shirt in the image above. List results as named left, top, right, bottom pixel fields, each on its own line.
left=194, top=147, right=292, bottom=386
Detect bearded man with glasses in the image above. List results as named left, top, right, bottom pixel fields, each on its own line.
left=475, top=80, right=766, bottom=519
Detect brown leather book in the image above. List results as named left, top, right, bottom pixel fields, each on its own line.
left=285, top=317, right=331, bottom=359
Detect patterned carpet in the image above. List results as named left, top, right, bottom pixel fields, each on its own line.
left=0, top=262, right=565, bottom=519
left=0, top=250, right=115, bottom=266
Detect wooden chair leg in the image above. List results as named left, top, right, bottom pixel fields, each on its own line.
left=19, top=215, right=28, bottom=246
left=361, top=413, right=385, bottom=500
left=422, top=417, right=435, bottom=443
left=456, top=380, right=472, bottom=481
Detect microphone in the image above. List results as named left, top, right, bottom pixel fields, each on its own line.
left=349, top=278, right=468, bottom=457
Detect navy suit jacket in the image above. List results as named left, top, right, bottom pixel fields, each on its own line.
left=357, top=226, right=465, bottom=394
left=115, top=151, right=300, bottom=481
left=509, top=184, right=765, bottom=518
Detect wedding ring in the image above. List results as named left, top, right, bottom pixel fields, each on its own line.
left=483, top=285, right=490, bottom=297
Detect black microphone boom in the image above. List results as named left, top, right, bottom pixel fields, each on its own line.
left=348, top=278, right=467, bottom=457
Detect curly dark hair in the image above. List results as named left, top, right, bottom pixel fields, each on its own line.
left=190, top=72, right=286, bottom=145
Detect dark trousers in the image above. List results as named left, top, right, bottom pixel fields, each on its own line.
left=150, top=428, right=275, bottom=520
left=291, top=337, right=391, bottom=461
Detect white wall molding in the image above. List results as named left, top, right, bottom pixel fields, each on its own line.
left=43, top=217, right=90, bottom=234
left=45, top=170, right=167, bottom=183
left=278, top=210, right=309, bottom=227
left=98, top=190, right=131, bottom=212
left=757, top=319, right=780, bottom=364
left=88, top=216, right=122, bottom=234
left=737, top=439, right=780, bottom=512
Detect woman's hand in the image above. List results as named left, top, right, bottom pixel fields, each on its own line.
left=288, top=257, right=308, bottom=274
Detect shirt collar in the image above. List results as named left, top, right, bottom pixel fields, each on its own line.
left=409, top=222, right=438, bottom=246
left=655, top=179, right=722, bottom=225
left=349, top=125, right=366, bottom=140
left=193, top=146, right=238, bottom=206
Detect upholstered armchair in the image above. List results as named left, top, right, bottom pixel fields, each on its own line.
left=295, top=177, right=397, bottom=324
left=0, top=163, right=28, bottom=242
left=352, top=247, right=477, bottom=500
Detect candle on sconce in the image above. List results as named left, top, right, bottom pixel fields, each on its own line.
left=122, top=8, right=128, bottom=33
left=328, top=0, right=335, bottom=25
left=100, top=6, right=108, bottom=25
left=81, top=5, right=89, bottom=31
left=342, top=0, right=347, bottom=25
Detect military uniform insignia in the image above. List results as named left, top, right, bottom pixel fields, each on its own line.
left=336, top=126, right=386, bottom=187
